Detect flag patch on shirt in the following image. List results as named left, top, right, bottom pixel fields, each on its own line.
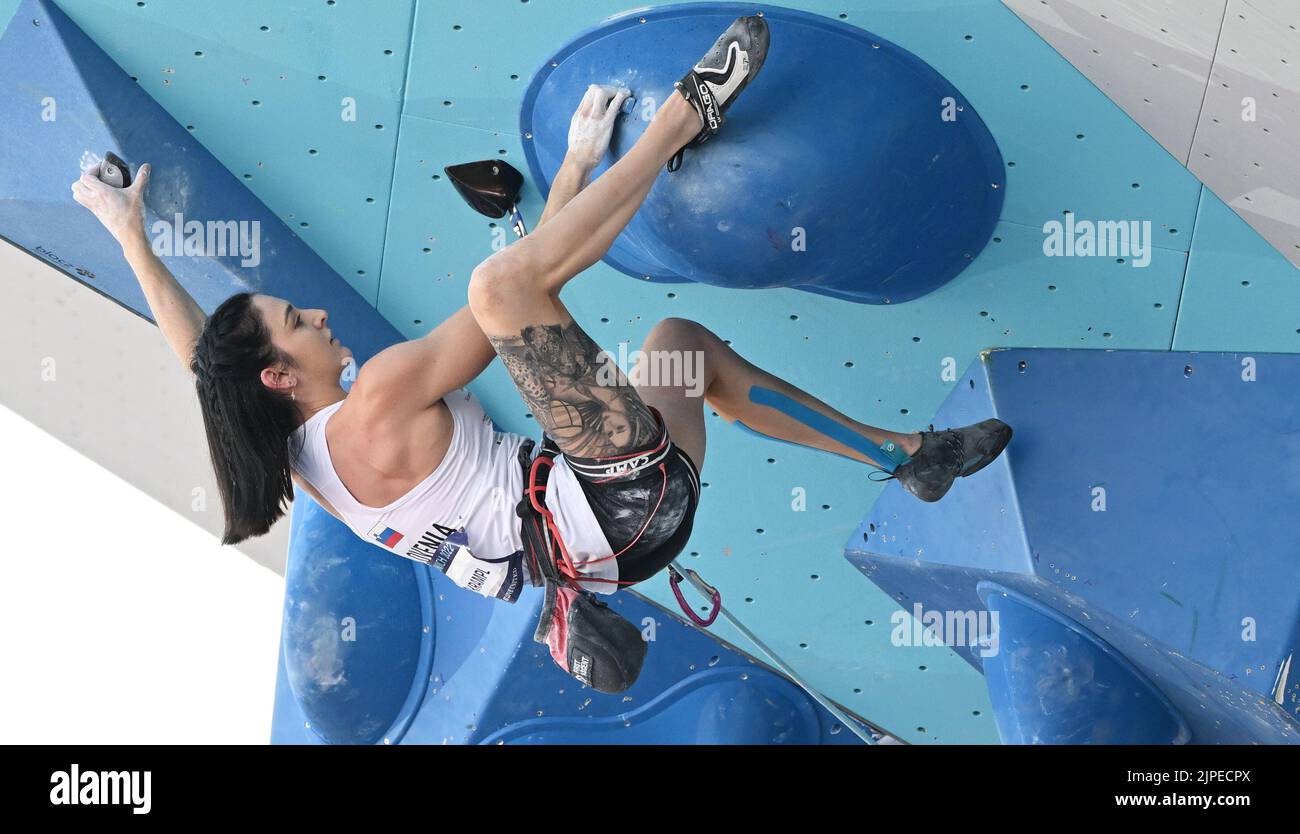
left=369, top=524, right=404, bottom=548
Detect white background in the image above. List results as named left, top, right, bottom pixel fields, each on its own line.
left=0, top=402, right=283, bottom=744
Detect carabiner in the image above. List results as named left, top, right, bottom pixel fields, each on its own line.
left=668, top=563, right=721, bottom=627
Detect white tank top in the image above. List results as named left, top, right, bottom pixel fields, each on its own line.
left=289, top=388, right=618, bottom=593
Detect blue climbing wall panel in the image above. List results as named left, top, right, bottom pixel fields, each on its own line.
left=2, top=0, right=1297, bottom=743
left=845, top=349, right=1300, bottom=743
left=0, top=0, right=402, bottom=365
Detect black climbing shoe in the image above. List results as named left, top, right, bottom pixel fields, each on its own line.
left=892, top=419, right=1013, bottom=503
left=668, top=15, right=771, bottom=172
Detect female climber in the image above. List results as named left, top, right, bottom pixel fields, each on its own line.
left=71, top=16, right=1010, bottom=603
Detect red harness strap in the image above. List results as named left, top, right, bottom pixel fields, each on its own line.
left=524, top=451, right=668, bottom=587
left=522, top=438, right=721, bottom=628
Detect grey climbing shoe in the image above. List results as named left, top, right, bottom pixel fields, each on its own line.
left=892, top=419, right=1013, bottom=502
left=668, top=15, right=771, bottom=171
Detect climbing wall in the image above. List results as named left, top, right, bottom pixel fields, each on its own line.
left=3, top=0, right=1296, bottom=744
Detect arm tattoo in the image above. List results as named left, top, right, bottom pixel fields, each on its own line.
left=488, top=320, right=660, bottom=459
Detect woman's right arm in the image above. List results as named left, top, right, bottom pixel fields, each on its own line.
left=72, top=162, right=207, bottom=370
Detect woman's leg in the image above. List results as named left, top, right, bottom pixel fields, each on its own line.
left=467, top=60, right=1009, bottom=501
left=636, top=317, right=1014, bottom=503
left=633, top=318, right=920, bottom=475
left=469, top=88, right=919, bottom=471
left=467, top=93, right=703, bottom=461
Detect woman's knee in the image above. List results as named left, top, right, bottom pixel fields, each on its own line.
left=468, top=247, right=549, bottom=317
left=644, top=316, right=711, bottom=350
left=636, top=318, right=718, bottom=396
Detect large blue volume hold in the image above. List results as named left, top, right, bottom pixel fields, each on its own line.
left=520, top=3, right=1005, bottom=305
left=845, top=349, right=1300, bottom=744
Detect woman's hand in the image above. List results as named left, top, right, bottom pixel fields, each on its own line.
left=71, top=161, right=152, bottom=250
left=565, top=84, right=630, bottom=170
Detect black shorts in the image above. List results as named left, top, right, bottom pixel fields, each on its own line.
left=553, top=407, right=701, bottom=584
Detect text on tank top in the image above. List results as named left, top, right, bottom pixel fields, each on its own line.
left=288, top=388, right=618, bottom=596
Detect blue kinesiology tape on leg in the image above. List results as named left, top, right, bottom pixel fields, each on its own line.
left=737, top=385, right=911, bottom=472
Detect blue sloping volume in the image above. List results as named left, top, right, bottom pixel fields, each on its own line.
left=979, top=582, right=1191, bottom=745
left=0, top=0, right=860, bottom=745
left=0, top=0, right=398, bottom=364
left=272, top=497, right=860, bottom=745
left=846, top=349, right=1300, bottom=744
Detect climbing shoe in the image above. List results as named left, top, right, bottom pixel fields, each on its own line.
left=668, top=14, right=771, bottom=172
left=892, top=419, right=1013, bottom=503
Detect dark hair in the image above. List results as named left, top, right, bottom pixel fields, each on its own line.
left=191, top=293, right=303, bottom=545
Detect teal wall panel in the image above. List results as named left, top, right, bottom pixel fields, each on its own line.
left=1175, top=189, right=1300, bottom=352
